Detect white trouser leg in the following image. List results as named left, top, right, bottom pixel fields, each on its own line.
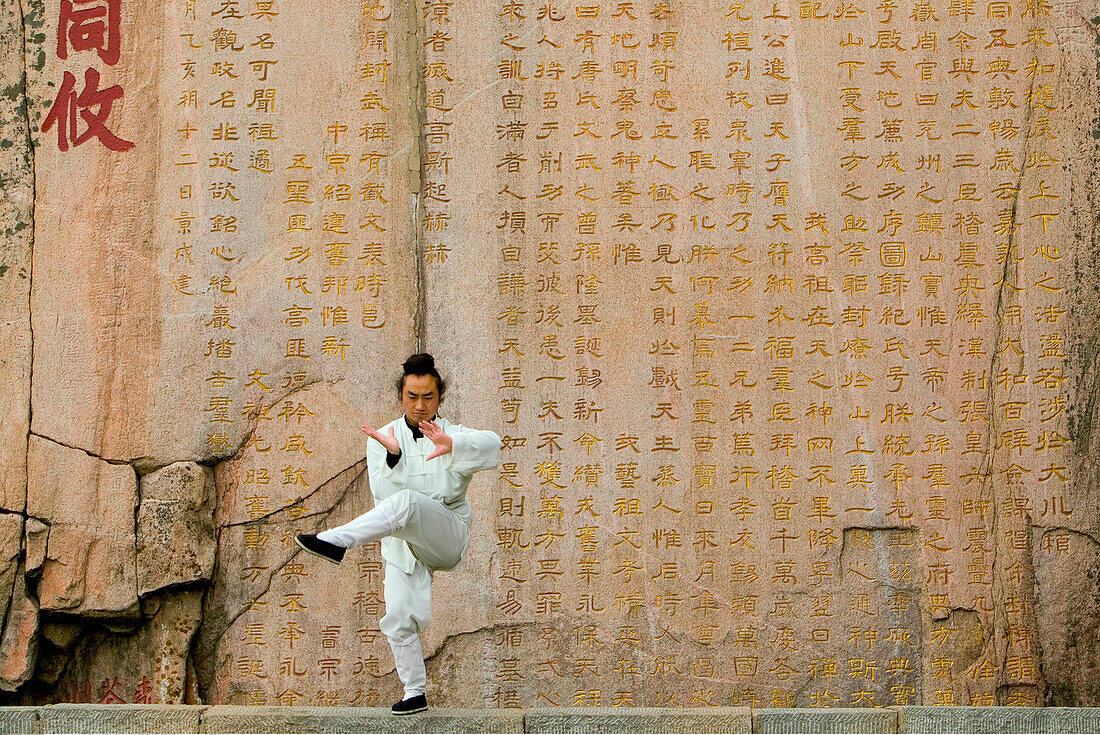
left=389, top=633, right=426, bottom=698
left=388, top=490, right=470, bottom=570
left=316, top=504, right=398, bottom=548
left=381, top=560, right=431, bottom=698
left=380, top=561, right=432, bottom=640
left=321, top=489, right=469, bottom=568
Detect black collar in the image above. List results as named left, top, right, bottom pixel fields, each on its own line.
left=404, top=415, right=436, bottom=440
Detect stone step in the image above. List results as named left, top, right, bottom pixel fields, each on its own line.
left=1, top=705, right=1096, bottom=733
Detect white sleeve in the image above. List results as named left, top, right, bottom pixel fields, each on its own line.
left=440, top=425, right=502, bottom=475
left=367, top=432, right=407, bottom=500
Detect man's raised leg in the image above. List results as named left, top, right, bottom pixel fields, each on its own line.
left=385, top=490, right=469, bottom=571
left=295, top=500, right=400, bottom=563
left=299, top=489, right=468, bottom=567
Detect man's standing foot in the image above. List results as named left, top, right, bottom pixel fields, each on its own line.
left=391, top=694, right=428, bottom=715
left=294, top=533, right=345, bottom=564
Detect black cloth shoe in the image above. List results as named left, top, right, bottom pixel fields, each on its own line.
left=391, top=694, right=427, bottom=715
left=294, top=533, right=345, bottom=564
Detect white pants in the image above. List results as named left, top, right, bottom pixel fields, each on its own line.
left=318, top=489, right=469, bottom=697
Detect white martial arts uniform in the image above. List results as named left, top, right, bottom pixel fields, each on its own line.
left=318, top=415, right=501, bottom=698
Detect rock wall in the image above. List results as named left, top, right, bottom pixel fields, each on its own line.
left=0, top=0, right=1097, bottom=709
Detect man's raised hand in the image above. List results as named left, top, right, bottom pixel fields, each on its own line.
left=420, top=420, right=453, bottom=460
left=362, top=424, right=400, bottom=455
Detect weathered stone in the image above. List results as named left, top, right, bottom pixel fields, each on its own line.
left=753, top=708, right=897, bottom=733
left=0, top=567, right=40, bottom=691
left=0, top=0, right=34, bottom=516
left=201, top=706, right=524, bottom=733
left=36, top=617, right=88, bottom=689
left=897, top=706, right=1100, bottom=733
left=0, top=513, right=24, bottom=629
left=26, top=0, right=420, bottom=475
left=424, top=623, right=543, bottom=707
left=47, top=590, right=203, bottom=704
left=152, top=0, right=418, bottom=702
left=1032, top=527, right=1100, bottom=705
left=39, top=620, right=81, bottom=652
left=40, top=704, right=205, bottom=734
left=0, top=707, right=39, bottom=734
left=31, top=640, right=72, bottom=688
left=23, top=0, right=174, bottom=470
left=834, top=528, right=923, bottom=703
left=3, top=0, right=1100, bottom=711
left=26, top=435, right=138, bottom=618
left=136, top=462, right=216, bottom=597
left=525, top=707, right=751, bottom=733
left=1056, top=9, right=1100, bottom=711
left=0, top=515, right=25, bottom=691
left=24, top=518, right=48, bottom=576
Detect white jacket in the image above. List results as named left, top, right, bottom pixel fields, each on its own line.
left=367, top=415, right=502, bottom=573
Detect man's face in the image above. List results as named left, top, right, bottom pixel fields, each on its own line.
left=401, top=374, right=440, bottom=424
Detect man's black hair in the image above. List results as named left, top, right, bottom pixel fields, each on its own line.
left=397, top=353, right=446, bottom=397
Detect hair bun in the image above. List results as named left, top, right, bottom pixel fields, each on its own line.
left=404, top=353, right=435, bottom=370
left=397, top=353, right=445, bottom=397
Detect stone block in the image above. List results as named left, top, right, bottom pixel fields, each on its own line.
left=26, top=436, right=139, bottom=618
left=754, top=708, right=897, bottom=733
left=1039, top=708, right=1100, bottom=732
left=524, top=707, right=751, bottom=733
left=50, top=591, right=203, bottom=705
left=1033, top=527, right=1100, bottom=705
left=0, top=707, right=39, bottom=734
left=24, top=519, right=48, bottom=577
left=0, top=0, right=34, bottom=518
left=200, top=706, right=525, bottom=733
left=40, top=705, right=205, bottom=733
left=136, top=462, right=216, bottom=597
left=0, top=567, right=39, bottom=691
left=897, top=707, right=1100, bottom=733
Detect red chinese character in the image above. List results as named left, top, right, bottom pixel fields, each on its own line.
left=42, top=68, right=134, bottom=152
left=133, top=676, right=153, bottom=704
left=97, top=677, right=126, bottom=704
left=58, top=0, right=121, bottom=65
left=71, top=679, right=92, bottom=703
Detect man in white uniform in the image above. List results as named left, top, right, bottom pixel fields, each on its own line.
left=295, top=353, right=501, bottom=715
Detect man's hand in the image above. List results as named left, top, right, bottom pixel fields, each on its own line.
left=362, top=424, right=400, bottom=455
left=420, top=420, right=453, bottom=460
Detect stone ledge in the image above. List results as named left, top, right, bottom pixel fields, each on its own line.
left=754, top=707, right=897, bottom=733
left=0, top=705, right=1093, bottom=733
left=40, top=704, right=208, bottom=734
left=0, top=707, right=38, bottom=735
left=200, top=705, right=526, bottom=733
left=525, top=707, right=752, bottom=733
left=896, top=706, right=1100, bottom=733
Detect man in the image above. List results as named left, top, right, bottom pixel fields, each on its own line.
left=295, top=353, right=501, bottom=714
